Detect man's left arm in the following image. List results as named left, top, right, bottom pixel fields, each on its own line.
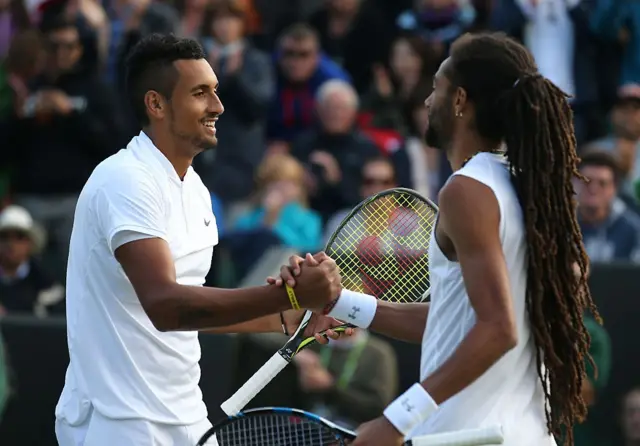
left=353, top=175, right=517, bottom=445
left=417, top=176, right=517, bottom=404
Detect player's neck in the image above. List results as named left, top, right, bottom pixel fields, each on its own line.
left=447, top=132, right=497, bottom=171
left=144, top=127, right=192, bottom=180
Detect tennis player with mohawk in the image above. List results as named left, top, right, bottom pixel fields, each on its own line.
left=54, top=33, right=351, bottom=446
left=272, top=32, right=599, bottom=446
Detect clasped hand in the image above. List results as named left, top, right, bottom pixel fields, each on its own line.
left=268, top=252, right=354, bottom=344
left=268, top=255, right=403, bottom=445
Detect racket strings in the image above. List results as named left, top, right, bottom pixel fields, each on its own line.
left=215, top=414, right=345, bottom=446
left=327, top=191, right=437, bottom=304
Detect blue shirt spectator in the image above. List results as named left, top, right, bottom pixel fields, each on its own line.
left=576, top=150, right=640, bottom=263
left=235, top=202, right=322, bottom=253
left=267, top=23, right=350, bottom=147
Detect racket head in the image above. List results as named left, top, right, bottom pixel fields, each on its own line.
left=326, top=187, right=437, bottom=304
left=197, top=407, right=356, bottom=446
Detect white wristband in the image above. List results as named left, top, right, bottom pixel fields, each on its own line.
left=383, top=383, right=438, bottom=436
left=327, top=289, right=377, bottom=328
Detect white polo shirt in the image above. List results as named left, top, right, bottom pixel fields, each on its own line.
left=55, top=131, right=218, bottom=426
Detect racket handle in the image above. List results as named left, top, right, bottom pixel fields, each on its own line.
left=409, top=425, right=504, bottom=446
left=220, top=352, right=290, bottom=416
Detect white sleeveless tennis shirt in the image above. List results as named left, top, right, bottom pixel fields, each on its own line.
left=55, top=131, right=217, bottom=426
left=414, top=152, right=556, bottom=445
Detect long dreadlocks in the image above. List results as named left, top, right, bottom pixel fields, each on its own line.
left=445, top=32, right=601, bottom=444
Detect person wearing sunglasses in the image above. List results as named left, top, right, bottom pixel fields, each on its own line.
left=323, top=157, right=397, bottom=243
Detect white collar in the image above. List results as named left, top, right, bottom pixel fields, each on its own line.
left=130, top=131, right=191, bottom=183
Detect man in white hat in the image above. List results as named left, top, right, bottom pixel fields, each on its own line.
left=0, top=205, right=65, bottom=317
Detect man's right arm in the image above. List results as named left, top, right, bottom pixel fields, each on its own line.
left=114, top=238, right=292, bottom=331
left=368, top=301, right=429, bottom=344
left=97, top=167, right=294, bottom=332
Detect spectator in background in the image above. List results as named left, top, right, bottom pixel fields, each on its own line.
left=592, top=0, right=640, bottom=89
left=290, top=79, right=382, bottom=222
left=323, top=156, right=398, bottom=242
left=293, top=329, right=398, bottom=430
left=570, top=257, right=613, bottom=446
left=36, top=0, right=109, bottom=78
left=360, top=35, right=436, bottom=138
left=225, top=153, right=322, bottom=280
left=587, top=84, right=640, bottom=202
left=576, top=150, right=640, bottom=263
left=573, top=313, right=612, bottom=446
left=266, top=22, right=350, bottom=151
left=358, top=35, right=437, bottom=196
left=68, top=0, right=110, bottom=73
left=0, top=205, right=65, bottom=317
left=112, top=0, right=181, bottom=92
left=308, top=0, right=392, bottom=94
left=621, top=388, right=640, bottom=446
left=0, top=16, right=127, bottom=280
left=193, top=0, right=274, bottom=207
left=174, top=0, right=210, bottom=38
left=0, top=29, right=45, bottom=205
left=490, top=0, right=601, bottom=145
left=396, top=0, right=476, bottom=64
left=0, top=28, right=45, bottom=119
left=247, top=0, right=315, bottom=50
left=0, top=0, right=32, bottom=59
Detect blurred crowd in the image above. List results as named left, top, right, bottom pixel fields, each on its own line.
left=1, top=0, right=640, bottom=444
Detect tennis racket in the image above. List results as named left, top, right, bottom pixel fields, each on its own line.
left=196, top=407, right=504, bottom=446
left=221, top=188, right=438, bottom=416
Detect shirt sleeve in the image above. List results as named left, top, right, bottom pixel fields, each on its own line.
left=110, top=230, right=159, bottom=253
left=93, top=167, right=168, bottom=254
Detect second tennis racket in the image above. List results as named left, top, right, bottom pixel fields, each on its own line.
left=220, top=188, right=438, bottom=416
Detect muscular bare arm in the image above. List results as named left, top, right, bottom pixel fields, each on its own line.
left=368, top=302, right=429, bottom=344
left=116, top=238, right=291, bottom=332
left=420, top=175, right=517, bottom=404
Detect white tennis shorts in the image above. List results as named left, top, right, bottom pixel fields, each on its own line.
left=55, top=409, right=219, bottom=446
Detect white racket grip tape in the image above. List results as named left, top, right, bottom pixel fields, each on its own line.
left=410, top=425, right=504, bottom=446
left=220, top=352, right=290, bottom=416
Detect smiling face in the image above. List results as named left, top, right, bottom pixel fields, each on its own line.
left=146, top=58, right=224, bottom=153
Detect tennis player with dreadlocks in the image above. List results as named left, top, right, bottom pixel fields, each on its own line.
left=274, top=32, right=600, bottom=446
